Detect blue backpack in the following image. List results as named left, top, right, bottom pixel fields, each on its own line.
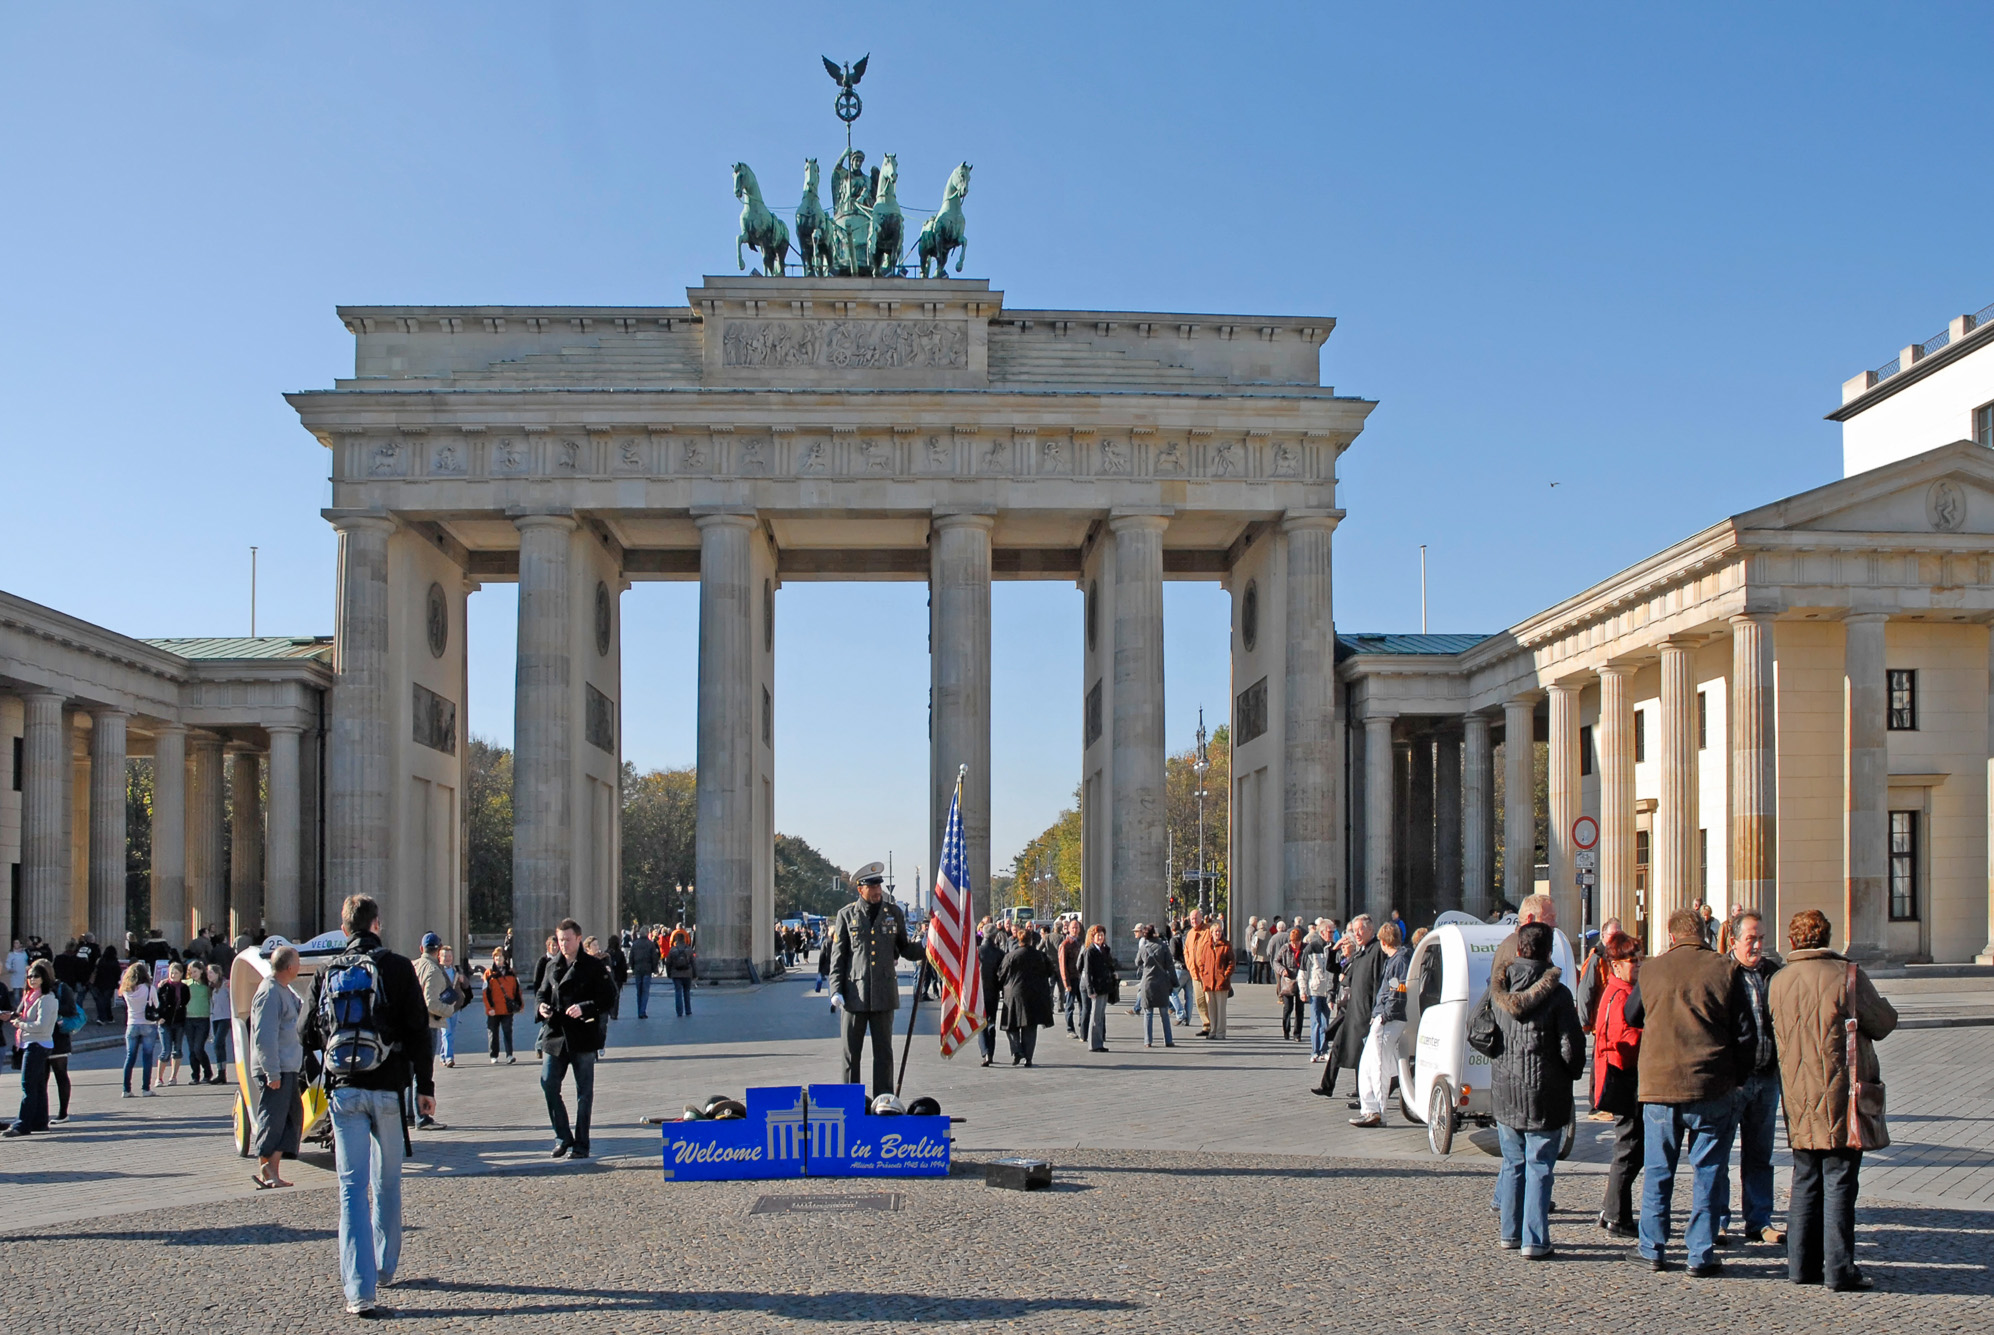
left=319, top=948, right=394, bottom=1077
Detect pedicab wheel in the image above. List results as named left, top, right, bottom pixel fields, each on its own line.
left=1558, top=1116, right=1576, bottom=1162
left=1427, top=1079, right=1456, bottom=1157
left=232, top=1089, right=251, bottom=1158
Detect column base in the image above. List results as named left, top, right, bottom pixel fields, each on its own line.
left=696, top=957, right=760, bottom=984
left=1974, top=943, right=1994, bottom=967
left=1842, top=941, right=1889, bottom=964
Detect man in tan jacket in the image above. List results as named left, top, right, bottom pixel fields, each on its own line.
left=1768, top=908, right=1897, bottom=1292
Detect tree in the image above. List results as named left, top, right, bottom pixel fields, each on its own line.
left=1165, top=723, right=1231, bottom=917
left=774, top=834, right=852, bottom=919
left=621, top=762, right=697, bottom=928
left=1008, top=791, right=1083, bottom=919
left=467, top=738, right=513, bottom=933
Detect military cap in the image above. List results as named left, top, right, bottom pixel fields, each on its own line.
left=854, top=861, right=886, bottom=885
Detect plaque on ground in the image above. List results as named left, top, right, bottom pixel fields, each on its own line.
left=749, top=1192, right=904, bottom=1215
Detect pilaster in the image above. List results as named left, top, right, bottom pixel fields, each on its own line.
left=1844, top=614, right=1889, bottom=959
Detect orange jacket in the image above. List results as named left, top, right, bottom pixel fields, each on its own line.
left=483, top=970, right=522, bottom=1017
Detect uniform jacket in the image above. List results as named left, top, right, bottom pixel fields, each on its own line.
left=299, top=931, right=436, bottom=1098
left=1769, top=948, right=1898, bottom=1151
left=1626, top=940, right=1753, bottom=1106
left=828, top=897, right=923, bottom=1013
left=534, top=948, right=618, bottom=1056
left=1491, top=958, right=1585, bottom=1132
left=998, top=944, right=1055, bottom=1029
left=1333, top=940, right=1383, bottom=1069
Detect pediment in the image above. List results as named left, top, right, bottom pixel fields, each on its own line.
left=1739, top=440, right=1994, bottom=536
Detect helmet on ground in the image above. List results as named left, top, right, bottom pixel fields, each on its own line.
left=708, top=1099, right=747, bottom=1120
left=869, top=1093, right=906, bottom=1116
left=906, top=1096, right=941, bottom=1118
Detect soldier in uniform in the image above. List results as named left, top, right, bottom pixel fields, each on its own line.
left=827, top=862, right=925, bottom=1098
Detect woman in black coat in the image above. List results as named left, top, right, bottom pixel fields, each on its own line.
left=997, top=929, right=1056, bottom=1067
left=976, top=926, right=1010, bottom=1066
left=1490, top=922, right=1585, bottom=1260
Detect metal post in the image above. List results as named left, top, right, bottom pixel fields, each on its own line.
left=1419, top=545, right=1427, bottom=635
left=250, top=546, right=259, bottom=637
left=1194, top=708, right=1210, bottom=915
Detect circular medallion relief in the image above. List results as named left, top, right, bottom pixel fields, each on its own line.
left=1928, top=479, right=1967, bottom=533
left=594, top=581, right=612, bottom=657
left=1086, top=580, right=1099, bottom=652
left=425, top=582, right=448, bottom=659
left=764, top=579, right=774, bottom=653
left=1242, top=580, right=1260, bottom=652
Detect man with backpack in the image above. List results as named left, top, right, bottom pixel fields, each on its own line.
left=627, top=927, right=659, bottom=1020
left=299, top=894, right=436, bottom=1320
left=538, top=918, right=618, bottom=1160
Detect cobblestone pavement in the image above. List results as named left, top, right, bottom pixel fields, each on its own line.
left=4, top=966, right=1992, bottom=1328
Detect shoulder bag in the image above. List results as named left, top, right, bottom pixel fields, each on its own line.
left=1844, top=961, right=1886, bottom=1149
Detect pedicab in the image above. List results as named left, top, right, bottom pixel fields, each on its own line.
left=1393, top=921, right=1579, bottom=1158
left=227, top=931, right=348, bottom=1158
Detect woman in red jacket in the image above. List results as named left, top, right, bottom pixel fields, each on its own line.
left=1592, top=931, right=1644, bottom=1238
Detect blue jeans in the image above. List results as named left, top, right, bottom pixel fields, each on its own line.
left=436, top=1016, right=456, bottom=1062
left=541, top=1048, right=597, bottom=1153
left=1083, top=994, right=1109, bottom=1050
left=330, top=1085, right=405, bottom=1306
left=122, top=1026, right=157, bottom=1093
left=1174, top=972, right=1192, bottom=1024
left=1310, top=996, right=1333, bottom=1056
left=1144, top=1005, right=1174, bottom=1045
left=1497, top=1123, right=1561, bottom=1252
left=1640, top=1096, right=1739, bottom=1268
left=1718, top=1070, right=1780, bottom=1237
left=634, top=972, right=652, bottom=1018
left=672, top=977, right=693, bottom=1016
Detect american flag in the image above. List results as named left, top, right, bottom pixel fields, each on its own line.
left=927, top=768, right=984, bottom=1058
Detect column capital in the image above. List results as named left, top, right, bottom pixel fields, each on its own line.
left=1658, top=635, right=1701, bottom=653
left=1727, top=610, right=1778, bottom=627
left=325, top=511, right=396, bottom=537
left=21, top=688, right=66, bottom=706
left=513, top=510, right=579, bottom=533
left=691, top=509, right=758, bottom=531
left=1597, top=661, right=1639, bottom=679
left=264, top=722, right=306, bottom=737
left=150, top=720, right=188, bottom=737
left=88, top=705, right=130, bottom=722
left=1108, top=510, right=1172, bottom=534
left=1842, top=610, right=1890, bottom=626
left=930, top=511, right=996, bottom=533
left=1279, top=509, right=1344, bottom=535
left=1504, top=691, right=1543, bottom=708
left=1363, top=711, right=1397, bottom=728
left=1547, top=678, right=1586, bottom=697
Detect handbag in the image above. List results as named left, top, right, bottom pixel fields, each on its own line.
left=1843, top=961, right=1886, bottom=1149
left=1466, top=987, right=1502, bottom=1057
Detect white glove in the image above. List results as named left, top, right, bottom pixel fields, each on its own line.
left=829, top=993, right=843, bottom=1010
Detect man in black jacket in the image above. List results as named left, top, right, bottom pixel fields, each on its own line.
left=1317, top=914, right=1378, bottom=1101
left=299, top=894, right=436, bottom=1320
left=536, top=917, right=618, bottom=1160
left=627, top=928, right=659, bottom=1019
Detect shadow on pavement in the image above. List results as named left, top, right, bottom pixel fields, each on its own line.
left=399, top=1280, right=1138, bottom=1321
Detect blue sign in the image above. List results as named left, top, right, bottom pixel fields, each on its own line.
left=660, top=1086, right=808, bottom=1181
left=805, top=1084, right=951, bottom=1178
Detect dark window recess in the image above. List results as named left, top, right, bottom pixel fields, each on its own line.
left=1887, top=669, right=1916, bottom=731
left=1235, top=676, right=1269, bottom=746
left=1697, top=691, right=1708, bottom=750
left=1889, top=810, right=1919, bottom=921
left=1084, top=680, right=1103, bottom=747
left=1698, top=827, right=1708, bottom=896
left=1634, top=829, right=1650, bottom=900
left=761, top=686, right=772, bottom=748
left=1976, top=402, right=1994, bottom=448
left=1633, top=710, right=1646, bottom=764
left=412, top=684, right=457, bottom=755
left=10, top=735, right=20, bottom=790
left=1579, top=725, right=1594, bottom=777
left=586, top=684, right=616, bottom=754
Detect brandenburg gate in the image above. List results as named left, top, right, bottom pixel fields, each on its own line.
left=290, top=275, right=1372, bottom=975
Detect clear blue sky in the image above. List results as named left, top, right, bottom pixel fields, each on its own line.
left=4, top=3, right=1990, bottom=884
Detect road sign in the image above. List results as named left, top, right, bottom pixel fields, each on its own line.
left=1572, top=815, right=1599, bottom=851
left=1577, top=871, right=1597, bottom=888
left=1575, top=849, right=1597, bottom=871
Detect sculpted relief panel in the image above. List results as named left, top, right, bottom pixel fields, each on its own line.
left=722, top=318, right=967, bottom=371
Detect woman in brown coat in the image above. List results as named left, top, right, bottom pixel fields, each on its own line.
left=1767, top=909, right=1898, bottom=1292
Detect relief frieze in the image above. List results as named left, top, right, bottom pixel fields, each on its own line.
left=721, top=318, right=967, bottom=371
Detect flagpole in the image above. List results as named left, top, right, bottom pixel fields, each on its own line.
left=898, top=765, right=967, bottom=1096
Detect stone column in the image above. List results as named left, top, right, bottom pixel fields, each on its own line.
left=1434, top=726, right=1463, bottom=912
left=229, top=748, right=263, bottom=938
left=1547, top=680, right=1584, bottom=933
left=1654, top=638, right=1700, bottom=952
left=1364, top=714, right=1396, bottom=921
left=1109, top=514, right=1168, bottom=945
left=1407, top=733, right=1435, bottom=917
left=20, top=692, right=66, bottom=943
left=151, top=724, right=187, bottom=937
left=694, top=513, right=757, bottom=978
left=1282, top=513, right=1340, bottom=919
left=1730, top=614, right=1778, bottom=914
left=328, top=516, right=394, bottom=904
left=1502, top=697, right=1537, bottom=909
left=266, top=725, right=304, bottom=941
left=1844, top=614, right=1890, bottom=959
left=70, top=721, right=90, bottom=940
left=1597, top=665, right=1637, bottom=933
left=929, top=513, right=993, bottom=922
left=1463, top=713, right=1494, bottom=917
left=186, top=735, right=225, bottom=938
left=89, top=709, right=129, bottom=942
left=514, top=512, right=577, bottom=950
left=1982, top=626, right=1994, bottom=966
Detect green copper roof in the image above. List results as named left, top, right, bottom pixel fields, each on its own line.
left=145, top=636, right=334, bottom=662
left=1336, top=632, right=1491, bottom=657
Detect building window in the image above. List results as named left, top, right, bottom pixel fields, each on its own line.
left=1696, top=691, right=1708, bottom=750
left=1579, top=725, right=1594, bottom=777
left=1633, top=709, right=1646, bottom=764
left=1976, top=401, right=1994, bottom=448
left=1698, top=827, right=1708, bottom=897
left=1889, top=809, right=1919, bottom=921
left=1887, top=669, right=1916, bottom=731
left=1634, top=829, right=1651, bottom=918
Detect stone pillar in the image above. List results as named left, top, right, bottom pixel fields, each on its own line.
left=1434, top=726, right=1463, bottom=912
left=328, top=516, right=394, bottom=904
left=1364, top=714, right=1396, bottom=921
left=929, top=513, right=993, bottom=922
left=186, top=735, right=225, bottom=938
left=1463, top=713, right=1494, bottom=917
left=514, top=512, right=577, bottom=950
left=1597, top=665, right=1637, bottom=933
left=151, top=724, right=187, bottom=937
left=1730, top=614, right=1778, bottom=914
left=20, top=692, right=67, bottom=943
left=694, top=513, right=757, bottom=978
left=266, top=725, right=304, bottom=941
left=229, top=748, right=263, bottom=938
left=1547, top=680, right=1584, bottom=933
left=1844, top=614, right=1889, bottom=959
left=1109, top=514, right=1168, bottom=945
left=1502, top=697, right=1537, bottom=909
left=70, top=721, right=90, bottom=940
left=1982, top=626, right=1994, bottom=966
left=1654, top=638, right=1700, bottom=952
left=89, top=709, right=129, bottom=942
left=1282, top=513, right=1340, bottom=919
left=1406, top=732, right=1435, bottom=919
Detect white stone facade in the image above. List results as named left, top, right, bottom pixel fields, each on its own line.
left=1835, top=298, right=1994, bottom=476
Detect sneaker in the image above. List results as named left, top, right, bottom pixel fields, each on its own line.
left=507, top=1056, right=516, bottom=1065
left=1497, top=1239, right=1520, bottom=1251
left=122, top=1091, right=134, bottom=1100
left=1521, top=1247, right=1556, bottom=1261
left=490, top=1058, right=499, bottom=1066
left=141, top=1089, right=157, bottom=1098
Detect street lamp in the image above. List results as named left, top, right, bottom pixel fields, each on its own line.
left=1194, top=707, right=1210, bottom=917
